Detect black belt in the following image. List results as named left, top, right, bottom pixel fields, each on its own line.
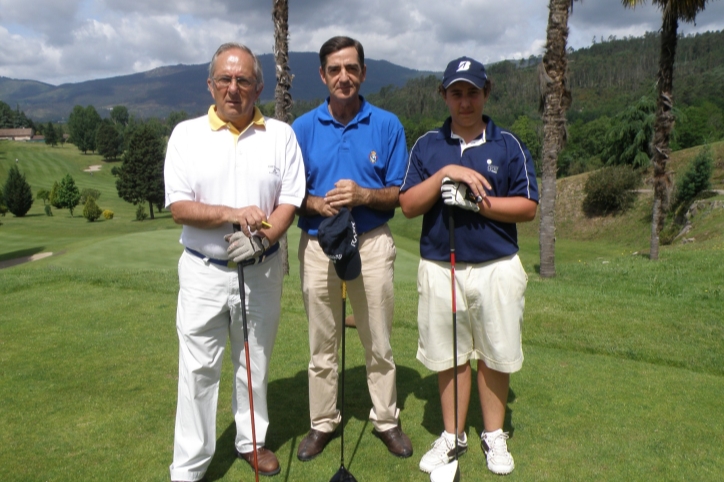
left=185, top=242, right=279, bottom=268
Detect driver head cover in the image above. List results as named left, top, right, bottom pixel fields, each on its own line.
left=318, top=207, right=362, bottom=281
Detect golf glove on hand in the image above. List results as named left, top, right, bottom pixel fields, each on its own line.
left=441, top=177, right=480, bottom=212
left=225, top=232, right=265, bottom=263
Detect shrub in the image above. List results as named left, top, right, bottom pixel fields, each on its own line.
left=675, top=145, right=713, bottom=207
left=82, top=197, right=102, bottom=222
left=102, top=209, right=114, bottom=220
left=135, top=203, right=148, bottom=221
left=2, top=165, right=34, bottom=217
left=44, top=205, right=53, bottom=216
left=582, top=166, right=641, bottom=216
left=80, top=188, right=102, bottom=205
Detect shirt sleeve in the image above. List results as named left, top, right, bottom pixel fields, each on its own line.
left=383, top=118, right=409, bottom=187
left=504, top=132, right=539, bottom=202
left=164, top=124, right=194, bottom=207
left=400, top=134, right=426, bottom=192
left=279, top=126, right=307, bottom=207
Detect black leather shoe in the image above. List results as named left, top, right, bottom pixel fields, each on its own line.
left=373, top=424, right=413, bottom=458
left=297, top=429, right=335, bottom=461
left=236, top=447, right=281, bottom=476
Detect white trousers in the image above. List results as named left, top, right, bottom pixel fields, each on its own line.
left=169, top=249, right=283, bottom=482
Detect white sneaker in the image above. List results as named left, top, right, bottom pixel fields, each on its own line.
left=481, top=430, right=514, bottom=475
left=419, top=431, right=468, bottom=473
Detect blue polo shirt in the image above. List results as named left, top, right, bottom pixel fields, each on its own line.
left=401, top=116, right=539, bottom=263
left=292, top=96, right=408, bottom=235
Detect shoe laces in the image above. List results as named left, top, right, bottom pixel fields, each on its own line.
left=484, top=431, right=511, bottom=460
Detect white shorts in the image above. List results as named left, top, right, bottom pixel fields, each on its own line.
left=416, top=254, right=527, bottom=373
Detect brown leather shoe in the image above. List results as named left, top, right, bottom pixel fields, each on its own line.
left=236, top=447, right=281, bottom=476
left=373, top=424, right=413, bottom=458
left=297, top=428, right=335, bottom=461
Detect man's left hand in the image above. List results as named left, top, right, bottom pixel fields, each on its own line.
left=225, top=232, right=265, bottom=262
left=325, top=179, right=369, bottom=208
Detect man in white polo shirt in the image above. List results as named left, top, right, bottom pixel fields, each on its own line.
left=164, top=42, right=305, bottom=482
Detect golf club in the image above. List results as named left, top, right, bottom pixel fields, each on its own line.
left=430, top=207, right=461, bottom=482
left=234, top=224, right=260, bottom=482
left=330, top=280, right=358, bottom=482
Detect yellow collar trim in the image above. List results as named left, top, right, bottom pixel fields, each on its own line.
left=208, top=105, right=265, bottom=139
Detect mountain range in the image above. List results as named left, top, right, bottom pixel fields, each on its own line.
left=0, top=52, right=436, bottom=122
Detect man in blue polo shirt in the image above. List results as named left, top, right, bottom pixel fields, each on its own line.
left=399, top=56, right=538, bottom=476
left=292, top=35, right=412, bottom=461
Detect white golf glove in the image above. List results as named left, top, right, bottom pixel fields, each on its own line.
left=225, top=232, right=265, bottom=263
left=441, top=177, right=480, bottom=212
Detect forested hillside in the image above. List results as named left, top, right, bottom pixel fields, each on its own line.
left=326, top=30, right=724, bottom=178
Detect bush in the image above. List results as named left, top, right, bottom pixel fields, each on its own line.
left=135, top=203, right=148, bottom=221
left=80, top=188, right=101, bottom=205
left=675, top=145, right=713, bottom=207
left=44, top=205, right=53, bottom=216
left=582, top=166, right=641, bottom=216
left=82, top=197, right=102, bottom=222
left=102, top=209, right=114, bottom=220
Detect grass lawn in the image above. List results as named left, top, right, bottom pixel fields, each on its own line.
left=1, top=141, right=723, bottom=481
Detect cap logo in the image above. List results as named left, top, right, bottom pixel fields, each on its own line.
left=457, top=61, right=472, bottom=72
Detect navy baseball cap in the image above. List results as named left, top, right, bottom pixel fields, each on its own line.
left=318, top=207, right=361, bottom=281
left=442, top=56, right=488, bottom=89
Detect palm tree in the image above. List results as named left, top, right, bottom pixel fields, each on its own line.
left=622, top=0, right=711, bottom=260
left=538, top=0, right=574, bottom=278
left=272, top=0, right=293, bottom=274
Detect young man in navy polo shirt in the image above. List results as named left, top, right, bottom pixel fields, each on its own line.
left=399, top=56, right=539, bottom=476
left=292, top=36, right=412, bottom=461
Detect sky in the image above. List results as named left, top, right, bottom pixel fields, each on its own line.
left=1, top=0, right=724, bottom=86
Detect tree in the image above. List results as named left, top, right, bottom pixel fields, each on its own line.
left=2, top=165, right=34, bottom=217
left=95, top=119, right=123, bottom=160
left=110, top=105, right=129, bottom=127
left=49, top=181, right=61, bottom=209
left=601, top=95, right=655, bottom=167
left=166, top=110, right=189, bottom=134
left=55, top=174, right=82, bottom=217
left=510, top=115, right=543, bottom=173
left=622, top=0, right=712, bottom=260
left=68, top=105, right=101, bottom=153
left=44, top=122, right=58, bottom=147
left=80, top=188, right=101, bottom=205
left=273, top=0, right=293, bottom=275
left=115, top=124, right=165, bottom=219
left=538, top=0, right=574, bottom=278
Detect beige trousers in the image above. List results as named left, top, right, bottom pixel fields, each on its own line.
left=299, top=224, right=400, bottom=433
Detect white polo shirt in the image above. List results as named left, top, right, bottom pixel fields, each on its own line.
left=164, top=106, right=306, bottom=259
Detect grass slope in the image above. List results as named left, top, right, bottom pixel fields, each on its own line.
left=1, top=141, right=723, bottom=481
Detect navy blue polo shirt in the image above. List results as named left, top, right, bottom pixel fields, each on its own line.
left=292, top=97, right=408, bottom=235
left=401, top=116, right=539, bottom=263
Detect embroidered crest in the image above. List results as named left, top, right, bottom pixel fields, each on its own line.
left=369, top=151, right=378, bottom=164
left=487, top=159, right=499, bottom=174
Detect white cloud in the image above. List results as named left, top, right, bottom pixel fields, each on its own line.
left=1, top=0, right=723, bottom=85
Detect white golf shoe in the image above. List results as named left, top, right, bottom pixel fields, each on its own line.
left=419, top=431, right=468, bottom=473
left=481, top=429, right=514, bottom=475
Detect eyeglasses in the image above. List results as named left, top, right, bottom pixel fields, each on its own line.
left=212, top=76, right=256, bottom=90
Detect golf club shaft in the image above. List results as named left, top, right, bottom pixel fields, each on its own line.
left=449, top=208, right=459, bottom=462
left=340, top=281, right=347, bottom=467
left=234, top=225, right=260, bottom=482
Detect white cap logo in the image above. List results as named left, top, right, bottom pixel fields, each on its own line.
left=457, top=61, right=471, bottom=72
